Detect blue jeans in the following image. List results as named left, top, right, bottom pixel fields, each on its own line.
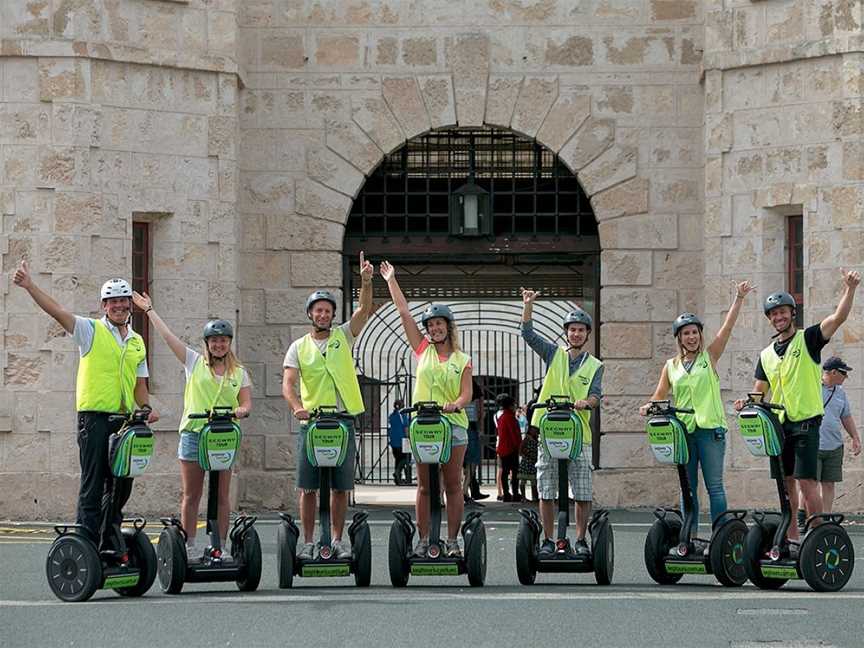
left=682, top=427, right=728, bottom=533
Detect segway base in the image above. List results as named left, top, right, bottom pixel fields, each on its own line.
left=665, top=560, right=709, bottom=575
left=536, top=556, right=594, bottom=574
left=758, top=561, right=800, bottom=580
left=298, top=558, right=353, bottom=578
left=409, top=556, right=465, bottom=577
left=102, top=567, right=142, bottom=589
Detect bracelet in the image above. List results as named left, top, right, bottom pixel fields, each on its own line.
left=145, top=306, right=153, bottom=313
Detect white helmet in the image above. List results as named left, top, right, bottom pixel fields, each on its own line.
left=101, top=278, right=132, bottom=300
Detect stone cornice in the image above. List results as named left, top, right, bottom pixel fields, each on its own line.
left=703, top=33, right=864, bottom=72
left=0, top=38, right=247, bottom=87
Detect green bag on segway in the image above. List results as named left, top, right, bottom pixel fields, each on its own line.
left=198, top=420, right=242, bottom=471
left=306, top=416, right=350, bottom=468
left=409, top=411, right=453, bottom=465
left=109, top=424, right=155, bottom=478
left=538, top=409, right=583, bottom=460
left=646, top=415, right=689, bottom=465
left=738, top=405, right=783, bottom=457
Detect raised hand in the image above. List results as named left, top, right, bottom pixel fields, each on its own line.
left=735, top=281, right=756, bottom=299
left=380, top=260, right=395, bottom=282
left=521, top=287, right=540, bottom=304
left=359, top=251, right=374, bottom=281
left=12, top=259, right=32, bottom=290
left=132, top=291, right=152, bottom=312
left=841, top=268, right=861, bottom=290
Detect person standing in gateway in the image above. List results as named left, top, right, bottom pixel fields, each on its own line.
left=282, top=252, right=375, bottom=561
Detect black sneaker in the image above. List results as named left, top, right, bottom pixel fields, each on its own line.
left=574, top=539, right=590, bottom=556
left=472, top=492, right=490, bottom=500
left=797, top=509, right=806, bottom=531
left=539, top=539, right=555, bottom=558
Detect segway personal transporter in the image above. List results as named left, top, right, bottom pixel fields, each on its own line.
left=46, top=408, right=158, bottom=602
left=515, top=396, right=613, bottom=585
left=277, top=407, right=372, bottom=587
left=157, top=406, right=262, bottom=594
left=738, top=393, right=854, bottom=592
left=388, top=402, right=487, bottom=587
left=642, top=401, right=748, bottom=586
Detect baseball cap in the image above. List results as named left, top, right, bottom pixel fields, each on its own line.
left=823, top=356, right=852, bottom=373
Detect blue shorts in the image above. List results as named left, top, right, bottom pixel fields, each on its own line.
left=178, top=431, right=199, bottom=462
left=297, top=420, right=357, bottom=492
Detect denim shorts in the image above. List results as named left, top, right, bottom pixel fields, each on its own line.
left=450, top=424, right=468, bottom=448
left=178, top=431, right=199, bottom=462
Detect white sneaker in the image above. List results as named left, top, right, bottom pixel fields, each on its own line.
left=298, top=542, right=315, bottom=560
left=332, top=539, right=352, bottom=559
left=220, top=550, right=232, bottom=562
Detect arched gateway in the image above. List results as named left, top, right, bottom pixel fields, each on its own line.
left=341, top=127, right=600, bottom=484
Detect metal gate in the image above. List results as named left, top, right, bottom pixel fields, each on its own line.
left=350, top=296, right=597, bottom=485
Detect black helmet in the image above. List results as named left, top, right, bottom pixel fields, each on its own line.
left=763, top=291, right=796, bottom=316
left=305, top=290, right=338, bottom=315
left=563, top=308, right=592, bottom=331
left=672, top=312, right=703, bottom=337
left=203, top=319, right=234, bottom=339
left=420, top=303, right=454, bottom=327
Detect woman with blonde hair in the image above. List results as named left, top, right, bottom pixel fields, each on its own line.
left=132, top=291, right=252, bottom=560
left=380, top=261, right=473, bottom=558
left=639, top=281, right=755, bottom=539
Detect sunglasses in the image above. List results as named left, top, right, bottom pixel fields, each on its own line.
left=836, top=369, right=848, bottom=376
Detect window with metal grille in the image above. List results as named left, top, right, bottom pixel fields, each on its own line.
left=347, top=127, right=597, bottom=239
left=132, top=222, right=150, bottom=353
left=787, top=214, right=803, bottom=328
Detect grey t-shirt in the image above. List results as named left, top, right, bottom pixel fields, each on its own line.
left=283, top=322, right=355, bottom=410
left=820, top=384, right=851, bottom=451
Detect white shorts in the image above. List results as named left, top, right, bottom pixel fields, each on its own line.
left=536, top=444, right=593, bottom=501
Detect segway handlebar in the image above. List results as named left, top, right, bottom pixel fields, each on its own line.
left=745, top=392, right=785, bottom=411
left=187, top=405, right=237, bottom=422
left=400, top=401, right=460, bottom=416
left=108, top=407, right=153, bottom=426
left=308, top=406, right=356, bottom=421
left=532, top=395, right=578, bottom=411
left=645, top=400, right=694, bottom=417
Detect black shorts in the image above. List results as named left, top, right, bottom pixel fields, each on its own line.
left=770, top=416, right=821, bottom=481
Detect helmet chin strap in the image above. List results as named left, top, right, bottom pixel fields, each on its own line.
left=308, top=313, right=332, bottom=333
left=770, top=313, right=795, bottom=340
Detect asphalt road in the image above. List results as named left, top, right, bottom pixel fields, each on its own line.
left=2, top=508, right=863, bottom=648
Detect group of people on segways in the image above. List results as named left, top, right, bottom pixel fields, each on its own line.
left=13, top=245, right=860, bottom=597
left=640, top=271, right=860, bottom=591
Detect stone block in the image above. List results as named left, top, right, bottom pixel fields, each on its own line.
left=484, top=76, right=522, bottom=128
left=598, top=213, right=677, bottom=250
left=264, top=433, right=296, bottom=470
left=352, top=94, right=405, bottom=155
left=444, top=33, right=489, bottom=127
left=600, top=323, right=653, bottom=359
left=307, top=91, right=352, bottom=129
left=603, top=359, right=665, bottom=396
left=559, top=117, right=615, bottom=172
left=208, top=10, right=237, bottom=55
left=237, top=324, right=295, bottom=364
left=4, top=351, right=47, bottom=388
left=579, top=144, right=637, bottom=196
left=842, top=141, right=864, bottom=180
left=601, top=288, right=678, bottom=322
left=650, top=0, right=698, bottom=22
left=260, top=30, right=306, bottom=70
left=511, top=76, right=558, bottom=138
left=264, top=288, right=315, bottom=324
left=589, top=177, right=649, bottom=222
left=652, top=251, right=704, bottom=288
left=208, top=115, right=237, bottom=160
left=325, top=120, right=382, bottom=176
left=543, top=34, right=594, bottom=67
left=38, top=58, right=89, bottom=102
left=382, top=76, right=430, bottom=141
left=290, top=251, right=342, bottom=288
left=600, top=250, right=652, bottom=286
left=306, top=145, right=365, bottom=197
left=294, top=178, right=352, bottom=224
left=824, top=185, right=863, bottom=228
left=842, top=53, right=864, bottom=98
left=239, top=171, right=295, bottom=215
left=652, top=172, right=701, bottom=212
left=266, top=212, right=345, bottom=252
left=536, top=92, right=591, bottom=154
left=402, top=36, right=438, bottom=67
left=418, top=75, right=456, bottom=129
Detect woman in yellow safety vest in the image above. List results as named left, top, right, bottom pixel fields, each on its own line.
left=640, top=281, right=754, bottom=538
left=133, top=291, right=251, bottom=560
left=380, top=261, right=473, bottom=559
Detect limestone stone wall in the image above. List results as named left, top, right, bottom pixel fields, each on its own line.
left=0, top=0, right=242, bottom=519
left=703, top=0, right=864, bottom=511
left=237, top=1, right=706, bottom=510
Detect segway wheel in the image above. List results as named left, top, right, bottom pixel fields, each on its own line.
left=709, top=519, right=747, bottom=587
left=465, top=521, right=487, bottom=587
left=115, top=528, right=157, bottom=597
left=800, top=523, right=855, bottom=592
left=157, top=526, right=187, bottom=594
left=46, top=533, right=103, bottom=602
left=515, top=518, right=537, bottom=586
left=743, top=521, right=787, bottom=590
left=644, top=518, right=683, bottom=585
left=592, top=519, right=614, bottom=586
left=353, top=523, right=372, bottom=588
left=388, top=521, right=410, bottom=588
left=234, top=526, right=262, bottom=592
left=276, top=521, right=297, bottom=589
